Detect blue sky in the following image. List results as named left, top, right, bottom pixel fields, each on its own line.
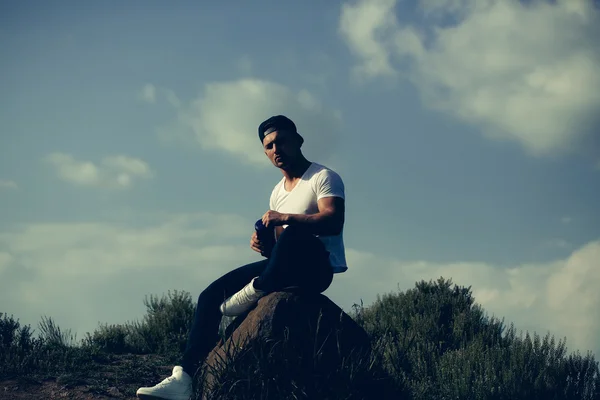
left=1, top=0, right=599, bottom=357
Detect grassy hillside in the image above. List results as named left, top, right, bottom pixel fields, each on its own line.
left=1, top=278, right=599, bottom=399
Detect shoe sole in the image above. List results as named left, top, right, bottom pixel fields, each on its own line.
left=137, top=394, right=189, bottom=400
left=137, top=395, right=165, bottom=400
left=136, top=393, right=192, bottom=400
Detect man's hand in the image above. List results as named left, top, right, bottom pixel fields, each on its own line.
left=250, top=231, right=264, bottom=254
left=261, top=210, right=288, bottom=228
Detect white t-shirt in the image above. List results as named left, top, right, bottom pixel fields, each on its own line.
left=269, top=162, right=348, bottom=273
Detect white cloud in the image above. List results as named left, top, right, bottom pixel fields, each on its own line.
left=0, top=212, right=255, bottom=337
left=339, top=0, right=399, bottom=80
left=327, top=240, right=600, bottom=357
left=160, top=79, right=343, bottom=167
left=0, top=180, right=18, bottom=190
left=139, top=83, right=181, bottom=108
left=339, top=0, right=600, bottom=157
left=165, top=89, right=181, bottom=108
left=139, top=83, right=157, bottom=104
left=561, top=216, right=573, bottom=224
left=44, top=153, right=153, bottom=189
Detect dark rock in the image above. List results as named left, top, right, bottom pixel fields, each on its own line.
left=201, top=290, right=371, bottom=396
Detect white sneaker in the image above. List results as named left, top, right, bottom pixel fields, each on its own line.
left=220, top=277, right=266, bottom=316
left=136, top=366, right=192, bottom=400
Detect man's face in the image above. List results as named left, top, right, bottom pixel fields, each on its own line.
left=263, top=129, right=301, bottom=169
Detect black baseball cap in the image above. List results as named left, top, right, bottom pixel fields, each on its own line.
left=258, top=115, right=304, bottom=145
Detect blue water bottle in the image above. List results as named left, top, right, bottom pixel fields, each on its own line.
left=255, top=219, right=275, bottom=257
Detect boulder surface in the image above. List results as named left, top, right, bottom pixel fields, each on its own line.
left=201, top=290, right=371, bottom=395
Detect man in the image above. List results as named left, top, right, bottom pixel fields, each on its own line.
left=136, top=115, right=347, bottom=400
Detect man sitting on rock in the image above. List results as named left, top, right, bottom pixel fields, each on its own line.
left=136, top=115, right=348, bottom=400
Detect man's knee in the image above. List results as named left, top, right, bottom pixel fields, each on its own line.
left=197, top=282, right=224, bottom=305
left=277, top=226, right=328, bottom=260
left=317, top=268, right=334, bottom=293
left=279, top=224, right=311, bottom=239
left=278, top=225, right=321, bottom=250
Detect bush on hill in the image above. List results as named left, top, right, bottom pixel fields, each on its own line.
left=1, top=278, right=598, bottom=399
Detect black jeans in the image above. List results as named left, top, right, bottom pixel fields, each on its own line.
left=180, top=225, right=334, bottom=374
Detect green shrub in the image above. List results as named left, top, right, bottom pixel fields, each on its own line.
left=349, top=277, right=600, bottom=400
left=2, top=278, right=599, bottom=400
left=0, top=313, right=97, bottom=378
left=126, top=289, right=195, bottom=356
left=79, top=290, right=196, bottom=357
left=82, top=323, right=131, bottom=354
left=38, top=315, right=77, bottom=348
left=0, top=313, right=34, bottom=351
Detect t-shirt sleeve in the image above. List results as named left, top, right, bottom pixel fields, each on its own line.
left=315, top=169, right=345, bottom=201
left=269, top=184, right=278, bottom=210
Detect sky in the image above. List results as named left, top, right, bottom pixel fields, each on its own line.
left=1, top=0, right=599, bottom=358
